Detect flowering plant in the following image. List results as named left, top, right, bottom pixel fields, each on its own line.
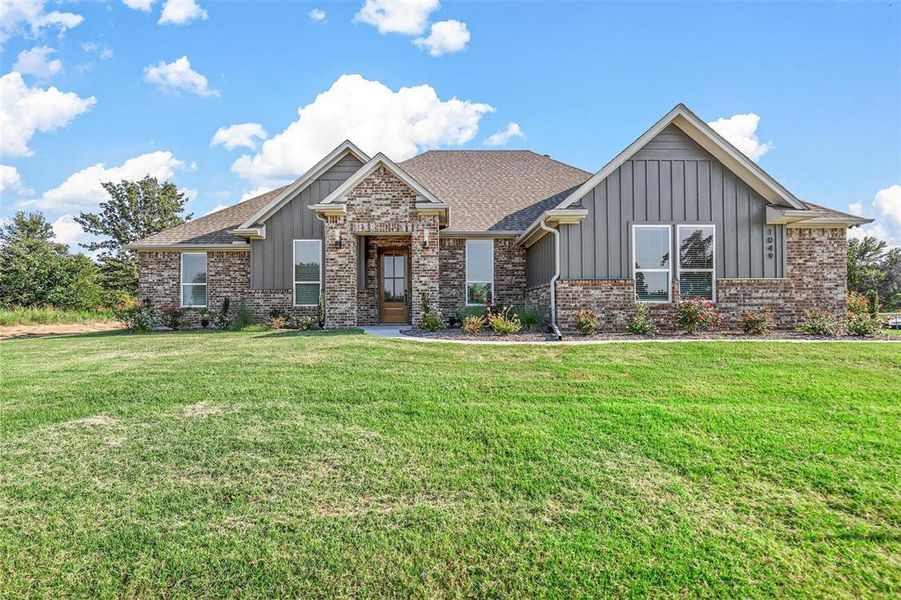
left=677, top=297, right=725, bottom=333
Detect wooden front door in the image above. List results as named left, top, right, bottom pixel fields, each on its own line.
left=380, top=251, right=408, bottom=323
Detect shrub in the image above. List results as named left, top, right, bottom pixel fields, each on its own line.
left=297, top=316, right=315, bottom=330
left=462, top=314, right=486, bottom=334
left=677, top=297, right=726, bottom=333
left=455, top=305, right=487, bottom=327
left=512, top=305, right=543, bottom=331
left=268, top=308, right=288, bottom=330
left=846, top=312, right=881, bottom=337
left=199, top=308, right=213, bottom=329
left=215, top=297, right=231, bottom=330
left=626, top=303, right=656, bottom=336
left=740, top=308, right=774, bottom=335
left=231, top=301, right=254, bottom=331
left=419, top=292, right=443, bottom=331
left=573, top=307, right=600, bottom=335
left=847, top=291, right=869, bottom=315
left=488, top=306, right=522, bottom=335
left=317, top=293, right=325, bottom=328
left=115, top=299, right=159, bottom=333
left=797, top=309, right=839, bottom=336
left=159, top=302, right=185, bottom=330
left=866, top=289, right=880, bottom=319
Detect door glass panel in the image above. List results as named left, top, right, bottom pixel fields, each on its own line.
left=394, top=256, right=405, bottom=278
left=383, top=255, right=393, bottom=278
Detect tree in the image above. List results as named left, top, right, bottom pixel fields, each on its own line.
left=75, top=176, right=192, bottom=295
left=847, top=236, right=887, bottom=295
left=877, top=248, right=901, bottom=310
left=0, top=211, right=102, bottom=309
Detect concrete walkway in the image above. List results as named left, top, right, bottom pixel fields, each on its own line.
left=361, top=326, right=900, bottom=345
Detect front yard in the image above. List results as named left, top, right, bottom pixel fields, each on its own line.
left=1, top=331, right=899, bottom=597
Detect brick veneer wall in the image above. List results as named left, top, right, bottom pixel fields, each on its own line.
left=553, top=227, right=848, bottom=332
left=324, top=165, right=440, bottom=328
left=438, top=236, right=526, bottom=321
left=137, top=250, right=318, bottom=326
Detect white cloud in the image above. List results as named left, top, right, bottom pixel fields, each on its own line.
left=309, top=8, right=326, bottom=23
left=22, top=151, right=184, bottom=212
left=354, top=0, right=438, bottom=35
left=848, top=201, right=864, bottom=216
left=0, top=71, right=97, bottom=157
left=0, top=0, right=83, bottom=47
left=211, top=122, right=268, bottom=150
left=231, top=73, right=493, bottom=187
left=158, top=0, right=207, bottom=25
left=122, top=0, right=156, bottom=11
left=873, top=184, right=901, bottom=226
left=0, top=164, right=33, bottom=197
left=240, top=187, right=271, bottom=201
left=483, top=122, right=524, bottom=147
left=143, top=56, right=219, bottom=97
left=707, top=113, right=773, bottom=162
left=414, top=19, right=469, bottom=56
left=13, top=46, right=63, bottom=78
left=51, top=214, right=92, bottom=248
left=82, top=42, right=113, bottom=60
left=204, top=203, right=229, bottom=215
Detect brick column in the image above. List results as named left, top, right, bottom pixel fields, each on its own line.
left=323, top=216, right=358, bottom=328
left=411, top=215, right=440, bottom=325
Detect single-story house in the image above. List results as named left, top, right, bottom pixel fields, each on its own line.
left=132, top=104, right=871, bottom=332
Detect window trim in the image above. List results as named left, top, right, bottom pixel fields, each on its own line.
left=293, top=238, right=322, bottom=307
left=631, top=224, right=672, bottom=303
left=676, top=223, right=716, bottom=302
left=464, top=238, right=494, bottom=306
left=180, top=252, right=208, bottom=308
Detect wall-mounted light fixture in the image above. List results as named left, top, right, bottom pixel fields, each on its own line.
left=334, top=229, right=342, bottom=249
left=423, top=228, right=430, bottom=248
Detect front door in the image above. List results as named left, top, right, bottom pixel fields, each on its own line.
left=380, top=251, right=408, bottom=323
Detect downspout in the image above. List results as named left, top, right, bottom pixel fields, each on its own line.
left=538, top=218, right=563, bottom=340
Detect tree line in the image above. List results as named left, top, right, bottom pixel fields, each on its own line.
left=0, top=177, right=191, bottom=310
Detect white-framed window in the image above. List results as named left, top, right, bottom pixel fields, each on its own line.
left=632, top=225, right=671, bottom=303
left=180, top=252, right=207, bottom=307
left=293, top=239, right=322, bottom=307
left=465, top=239, right=494, bottom=305
left=677, top=224, right=716, bottom=301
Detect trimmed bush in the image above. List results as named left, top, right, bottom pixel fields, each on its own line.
left=626, top=303, right=656, bottom=336
left=420, top=312, right=442, bottom=331
left=159, top=303, right=185, bottom=330
left=677, top=297, right=725, bottom=333
left=215, top=297, right=231, bottom=330
left=866, top=289, right=880, bottom=319
left=297, top=316, right=315, bottom=331
left=740, top=308, right=774, bottom=335
left=846, top=312, right=881, bottom=336
left=115, top=300, right=159, bottom=333
left=798, top=309, right=840, bottom=336
left=573, top=307, right=600, bottom=335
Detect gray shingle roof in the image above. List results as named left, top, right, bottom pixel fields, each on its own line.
left=799, top=200, right=871, bottom=224
left=132, top=186, right=288, bottom=247
left=399, top=150, right=592, bottom=231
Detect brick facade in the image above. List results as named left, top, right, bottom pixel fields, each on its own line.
left=137, top=250, right=318, bottom=327
left=552, top=227, right=848, bottom=332
left=138, top=221, right=848, bottom=332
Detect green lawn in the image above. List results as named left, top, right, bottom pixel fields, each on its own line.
left=1, top=332, right=899, bottom=598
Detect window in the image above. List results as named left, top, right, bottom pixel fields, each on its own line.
left=678, top=225, right=715, bottom=300
left=465, top=239, right=493, bottom=305
left=293, top=239, right=322, bottom=306
left=180, top=253, right=207, bottom=307
left=632, top=225, right=671, bottom=302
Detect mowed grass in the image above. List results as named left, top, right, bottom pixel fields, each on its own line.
left=1, top=332, right=899, bottom=598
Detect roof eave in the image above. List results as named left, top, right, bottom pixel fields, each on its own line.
left=129, top=242, right=250, bottom=251
left=516, top=209, right=589, bottom=247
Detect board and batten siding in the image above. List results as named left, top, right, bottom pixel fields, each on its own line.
left=250, top=154, right=363, bottom=289
left=526, top=232, right=555, bottom=287
left=559, top=125, right=786, bottom=280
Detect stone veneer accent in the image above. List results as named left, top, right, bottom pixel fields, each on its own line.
left=324, top=165, right=440, bottom=328
left=553, top=227, right=848, bottom=332
left=137, top=250, right=318, bottom=326
left=438, top=237, right=527, bottom=320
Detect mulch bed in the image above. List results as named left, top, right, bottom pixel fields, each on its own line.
left=402, top=327, right=901, bottom=342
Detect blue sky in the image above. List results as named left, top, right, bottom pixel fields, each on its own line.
left=1, top=0, right=899, bottom=248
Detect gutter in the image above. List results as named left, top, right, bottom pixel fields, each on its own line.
left=538, top=218, right=563, bottom=341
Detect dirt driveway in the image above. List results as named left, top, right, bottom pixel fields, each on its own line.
left=0, top=322, right=122, bottom=340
